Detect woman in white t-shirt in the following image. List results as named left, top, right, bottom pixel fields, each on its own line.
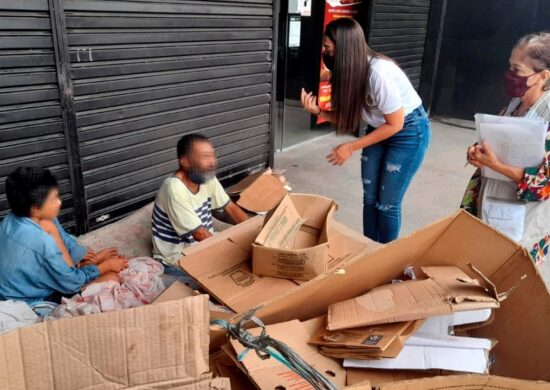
left=301, top=18, right=431, bottom=243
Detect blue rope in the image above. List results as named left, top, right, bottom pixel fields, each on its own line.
left=212, top=309, right=337, bottom=390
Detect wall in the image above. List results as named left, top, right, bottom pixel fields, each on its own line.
left=431, top=0, right=550, bottom=120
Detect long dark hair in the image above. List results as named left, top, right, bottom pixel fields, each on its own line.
left=325, top=18, right=385, bottom=134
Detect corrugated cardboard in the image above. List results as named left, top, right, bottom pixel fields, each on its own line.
left=227, top=319, right=346, bottom=390
left=130, top=374, right=230, bottom=389
left=327, top=265, right=511, bottom=330
left=252, top=194, right=338, bottom=281
left=180, top=205, right=377, bottom=313
left=226, top=169, right=287, bottom=213
left=182, top=210, right=550, bottom=383
left=376, top=374, right=550, bottom=389
left=346, top=368, right=443, bottom=387
left=0, top=296, right=210, bottom=390
left=310, top=318, right=424, bottom=360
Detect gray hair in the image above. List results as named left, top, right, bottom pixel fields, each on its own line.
left=515, top=32, right=550, bottom=89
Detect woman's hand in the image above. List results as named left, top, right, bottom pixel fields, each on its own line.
left=327, top=143, right=354, bottom=166
left=301, top=88, right=321, bottom=115
left=467, top=144, right=482, bottom=168
left=472, top=140, right=500, bottom=169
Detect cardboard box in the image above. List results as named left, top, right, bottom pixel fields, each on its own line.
left=328, top=264, right=513, bottom=330
left=180, top=208, right=377, bottom=313
left=374, top=375, right=550, bottom=390
left=252, top=194, right=338, bottom=281
left=0, top=295, right=215, bottom=390
left=226, top=168, right=287, bottom=213
left=226, top=319, right=347, bottom=389
left=181, top=210, right=550, bottom=383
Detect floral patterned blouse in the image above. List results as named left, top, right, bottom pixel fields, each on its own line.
left=461, top=94, right=550, bottom=264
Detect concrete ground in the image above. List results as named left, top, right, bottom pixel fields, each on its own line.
left=275, top=119, right=550, bottom=285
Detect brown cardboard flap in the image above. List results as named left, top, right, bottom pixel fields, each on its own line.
left=327, top=266, right=503, bottom=330
left=376, top=374, right=550, bottom=389
left=227, top=319, right=346, bottom=390
left=235, top=174, right=288, bottom=213
left=0, top=296, right=210, bottom=390
left=226, top=169, right=270, bottom=195
left=254, top=194, right=305, bottom=249
left=315, top=319, right=424, bottom=360
left=346, top=368, right=443, bottom=387
left=153, top=281, right=196, bottom=304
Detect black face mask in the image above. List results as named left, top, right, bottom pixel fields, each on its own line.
left=322, top=53, right=335, bottom=72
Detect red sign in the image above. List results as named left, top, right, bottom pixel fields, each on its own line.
left=317, top=0, right=363, bottom=124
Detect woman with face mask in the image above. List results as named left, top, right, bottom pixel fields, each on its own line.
left=300, top=18, right=431, bottom=243
left=462, top=32, right=550, bottom=264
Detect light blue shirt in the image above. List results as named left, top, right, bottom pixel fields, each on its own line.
left=0, top=213, right=100, bottom=303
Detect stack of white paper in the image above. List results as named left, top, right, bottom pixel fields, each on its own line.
left=474, top=113, right=548, bottom=182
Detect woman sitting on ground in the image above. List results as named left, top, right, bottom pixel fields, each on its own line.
left=462, top=32, right=550, bottom=263
left=0, top=167, right=128, bottom=304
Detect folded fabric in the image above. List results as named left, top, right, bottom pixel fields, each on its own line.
left=0, top=300, right=38, bottom=334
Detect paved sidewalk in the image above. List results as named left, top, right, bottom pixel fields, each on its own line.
left=275, top=120, right=550, bottom=286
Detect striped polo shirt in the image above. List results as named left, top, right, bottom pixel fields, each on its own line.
left=151, top=175, right=230, bottom=265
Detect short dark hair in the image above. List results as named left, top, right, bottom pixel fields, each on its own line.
left=5, top=167, right=58, bottom=217
left=177, top=133, right=211, bottom=158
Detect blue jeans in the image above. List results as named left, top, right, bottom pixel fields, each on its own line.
left=361, top=106, right=431, bottom=243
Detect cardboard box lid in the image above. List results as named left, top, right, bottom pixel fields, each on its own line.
left=376, top=374, right=550, bottom=390
left=226, top=169, right=288, bottom=213
left=228, top=319, right=346, bottom=389
left=0, top=296, right=210, bottom=390
left=327, top=265, right=506, bottom=330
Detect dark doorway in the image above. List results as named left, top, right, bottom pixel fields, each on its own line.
left=430, top=0, right=550, bottom=120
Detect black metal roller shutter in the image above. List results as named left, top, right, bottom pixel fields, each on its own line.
left=62, top=0, right=274, bottom=230
left=0, top=0, right=78, bottom=231
left=367, top=0, right=431, bottom=89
